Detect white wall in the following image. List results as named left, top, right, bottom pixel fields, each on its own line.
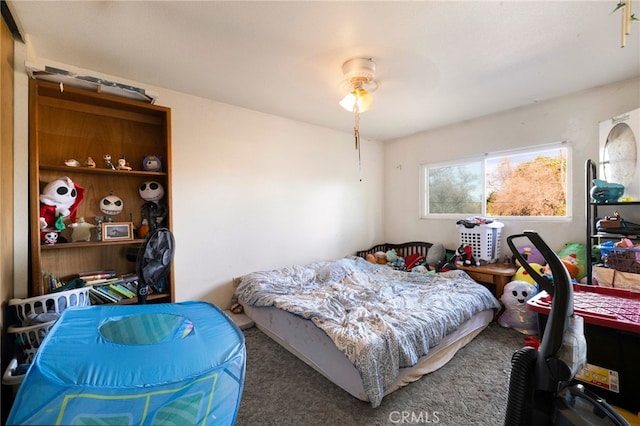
left=12, top=52, right=385, bottom=306
left=12, top=46, right=638, bottom=305
left=383, top=76, right=640, bottom=253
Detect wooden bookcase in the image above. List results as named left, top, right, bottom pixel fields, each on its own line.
left=28, top=79, right=173, bottom=303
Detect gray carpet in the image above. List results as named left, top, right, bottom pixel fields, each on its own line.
left=236, top=322, right=526, bottom=426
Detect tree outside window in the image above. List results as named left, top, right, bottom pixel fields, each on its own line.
left=421, top=143, right=569, bottom=218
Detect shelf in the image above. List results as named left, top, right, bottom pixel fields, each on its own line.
left=41, top=239, right=144, bottom=250
left=40, top=164, right=167, bottom=177
left=588, top=201, right=640, bottom=206
left=28, top=79, right=173, bottom=301
left=590, top=232, right=640, bottom=239
left=113, top=293, right=170, bottom=305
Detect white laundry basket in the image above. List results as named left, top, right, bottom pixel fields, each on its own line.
left=5, top=286, right=92, bottom=385
left=457, top=221, right=504, bottom=262
left=9, top=286, right=91, bottom=326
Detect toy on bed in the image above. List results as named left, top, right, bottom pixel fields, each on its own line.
left=497, top=280, right=539, bottom=335
left=361, top=242, right=457, bottom=274
left=39, top=176, right=85, bottom=231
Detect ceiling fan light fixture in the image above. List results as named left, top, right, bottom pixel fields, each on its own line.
left=339, top=57, right=379, bottom=182
left=339, top=87, right=374, bottom=113
left=339, top=57, right=379, bottom=113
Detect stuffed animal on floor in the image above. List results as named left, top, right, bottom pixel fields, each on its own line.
left=497, top=280, right=539, bottom=335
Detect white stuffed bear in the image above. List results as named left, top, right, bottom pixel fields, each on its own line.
left=497, top=280, right=539, bottom=335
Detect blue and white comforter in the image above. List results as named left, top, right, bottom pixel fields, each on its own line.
left=235, top=257, right=500, bottom=407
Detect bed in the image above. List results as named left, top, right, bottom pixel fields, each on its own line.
left=235, top=242, right=500, bottom=407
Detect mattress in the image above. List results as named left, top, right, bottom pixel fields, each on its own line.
left=244, top=304, right=494, bottom=402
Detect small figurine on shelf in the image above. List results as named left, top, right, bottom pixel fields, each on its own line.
left=94, top=216, right=104, bottom=241
left=137, top=218, right=150, bottom=239
left=40, top=229, right=59, bottom=245
left=103, top=154, right=116, bottom=170
left=70, top=217, right=96, bottom=242
left=139, top=181, right=167, bottom=231
left=85, top=157, right=96, bottom=168
left=64, top=159, right=80, bottom=167
left=143, top=155, right=162, bottom=172
left=100, top=193, right=124, bottom=216
left=39, top=176, right=85, bottom=231
left=116, top=157, right=132, bottom=171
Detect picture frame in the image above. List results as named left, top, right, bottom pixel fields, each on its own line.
left=101, top=222, right=133, bottom=241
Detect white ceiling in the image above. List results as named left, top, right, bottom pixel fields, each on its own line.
left=7, top=1, right=640, bottom=141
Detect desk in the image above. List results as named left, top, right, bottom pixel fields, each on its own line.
left=457, top=263, right=517, bottom=298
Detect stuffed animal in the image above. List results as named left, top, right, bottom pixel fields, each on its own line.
left=557, top=243, right=587, bottom=281
left=139, top=181, right=167, bottom=231
left=513, top=263, right=545, bottom=285
left=456, top=244, right=477, bottom=267
left=513, top=245, right=545, bottom=265
left=541, top=255, right=579, bottom=283
left=39, top=176, right=85, bottom=231
left=497, top=280, right=539, bottom=335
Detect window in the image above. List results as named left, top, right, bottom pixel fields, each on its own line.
left=420, top=142, right=570, bottom=219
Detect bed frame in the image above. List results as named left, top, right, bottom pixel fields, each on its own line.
left=355, top=241, right=434, bottom=259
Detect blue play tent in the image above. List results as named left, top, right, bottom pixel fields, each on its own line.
left=7, top=301, right=245, bottom=425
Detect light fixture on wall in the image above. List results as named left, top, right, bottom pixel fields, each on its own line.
left=613, top=0, right=638, bottom=47
left=339, top=57, right=379, bottom=180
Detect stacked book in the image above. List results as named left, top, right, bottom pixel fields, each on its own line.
left=80, top=271, right=139, bottom=305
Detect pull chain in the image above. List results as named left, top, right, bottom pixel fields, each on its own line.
left=353, top=105, right=362, bottom=181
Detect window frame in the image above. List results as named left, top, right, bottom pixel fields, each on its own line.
left=419, top=141, right=572, bottom=221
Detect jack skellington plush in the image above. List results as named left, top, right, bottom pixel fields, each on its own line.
left=139, top=181, right=167, bottom=231
left=100, top=193, right=124, bottom=216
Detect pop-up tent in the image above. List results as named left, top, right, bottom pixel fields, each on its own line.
left=8, top=301, right=245, bottom=425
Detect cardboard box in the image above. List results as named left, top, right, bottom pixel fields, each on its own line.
left=593, top=266, right=640, bottom=291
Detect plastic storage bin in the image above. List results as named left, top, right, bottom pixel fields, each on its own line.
left=457, top=221, right=504, bottom=262
left=527, top=284, right=640, bottom=412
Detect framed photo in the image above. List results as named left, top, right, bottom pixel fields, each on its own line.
left=101, top=222, right=133, bottom=241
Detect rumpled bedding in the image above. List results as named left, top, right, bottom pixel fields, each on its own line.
left=235, top=256, right=500, bottom=407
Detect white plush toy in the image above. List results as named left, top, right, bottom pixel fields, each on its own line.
left=497, top=280, right=539, bottom=335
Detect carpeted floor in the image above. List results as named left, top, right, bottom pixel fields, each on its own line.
left=236, top=322, right=525, bottom=426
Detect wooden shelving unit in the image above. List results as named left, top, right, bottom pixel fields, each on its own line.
left=28, top=79, right=173, bottom=303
